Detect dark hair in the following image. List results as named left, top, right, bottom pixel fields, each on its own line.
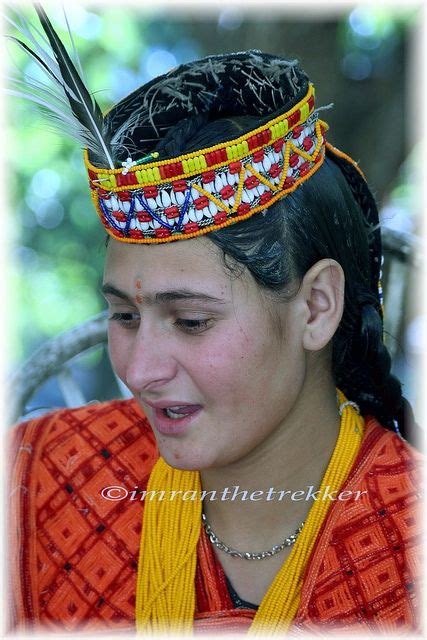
left=152, top=113, right=412, bottom=439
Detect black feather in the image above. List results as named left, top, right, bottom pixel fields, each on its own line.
left=33, top=4, right=113, bottom=167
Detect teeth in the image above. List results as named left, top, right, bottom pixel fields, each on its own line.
left=165, top=407, right=186, bottom=419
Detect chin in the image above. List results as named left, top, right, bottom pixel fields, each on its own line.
left=158, top=445, right=217, bottom=472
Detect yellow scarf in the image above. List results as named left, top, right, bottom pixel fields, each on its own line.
left=136, top=390, right=364, bottom=634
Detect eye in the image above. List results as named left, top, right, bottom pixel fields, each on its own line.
left=108, top=312, right=140, bottom=328
left=174, top=318, right=212, bottom=334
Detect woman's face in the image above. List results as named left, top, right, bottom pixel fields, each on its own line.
left=103, top=237, right=308, bottom=470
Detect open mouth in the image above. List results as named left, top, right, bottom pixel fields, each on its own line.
left=162, top=406, right=201, bottom=420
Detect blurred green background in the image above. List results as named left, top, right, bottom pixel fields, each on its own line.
left=5, top=3, right=423, bottom=419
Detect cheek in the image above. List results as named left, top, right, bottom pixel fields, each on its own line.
left=190, top=326, right=277, bottom=400
left=195, top=321, right=305, bottom=421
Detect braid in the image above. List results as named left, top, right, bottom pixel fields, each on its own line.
left=334, top=302, right=406, bottom=435
left=150, top=107, right=416, bottom=444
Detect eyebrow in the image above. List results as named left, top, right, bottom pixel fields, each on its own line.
left=101, top=283, right=226, bottom=305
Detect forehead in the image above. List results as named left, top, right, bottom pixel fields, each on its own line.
left=103, top=237, right=234, bottom=295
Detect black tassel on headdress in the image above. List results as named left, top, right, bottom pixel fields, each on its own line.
left=6, top=4, right=114, bottom=168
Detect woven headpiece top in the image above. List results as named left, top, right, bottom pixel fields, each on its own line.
left=99, top=51, right=309, bottom=164
left=80, top=51, right=329, bottom=243
left=7, top=7, right=381, bottom=294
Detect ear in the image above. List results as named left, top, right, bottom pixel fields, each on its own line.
left=300, top=259, right=345, bottom=351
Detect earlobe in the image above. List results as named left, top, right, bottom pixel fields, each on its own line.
left=302, top=259, right=345, bottom=351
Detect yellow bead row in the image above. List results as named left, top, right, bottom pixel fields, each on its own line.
left=226, top=140, right=250, bottom=161
left=249, top=390, right=365, bottom=635
left=94, top=146, right=326, bottom=245
left=270, top=119, right=289, bottom=141
left=134, top=388, right=364, bottom=633
left=182, top=155, right=208, bottom=174
left=85, top=84, right=316, bottom=188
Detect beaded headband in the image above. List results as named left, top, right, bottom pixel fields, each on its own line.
left=7, top=7, right=382, bottom=310
left=86, top=85, right=327, bottom=243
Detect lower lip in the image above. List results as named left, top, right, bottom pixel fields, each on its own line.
left=151, top=406, right=202, bottom=436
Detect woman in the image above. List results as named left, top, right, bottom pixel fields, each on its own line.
left=8, top=6, right=422, bottom=635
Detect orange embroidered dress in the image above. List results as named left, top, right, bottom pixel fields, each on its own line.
left=8, top=399, right=422, bottom=634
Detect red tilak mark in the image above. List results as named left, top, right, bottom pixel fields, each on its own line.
left=135, top=279, right=142, bottom=289
left=135, top=294, right=143, bottom=304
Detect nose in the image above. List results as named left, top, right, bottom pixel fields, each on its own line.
left=124, top=322, right=178, bottom=393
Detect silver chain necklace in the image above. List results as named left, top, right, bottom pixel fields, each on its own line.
left=201, top=513, right=305, bottom=561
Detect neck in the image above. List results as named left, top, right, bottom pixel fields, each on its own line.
left=200, top=371, right=341, bottom=549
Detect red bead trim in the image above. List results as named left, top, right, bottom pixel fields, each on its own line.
left=273, top=138, right=285, bottom=153
left=269, top=163, right=281, bottom=179
left=206, top=148, right=227, bottom=167
left=229, top=161, right=242, bottom=175
left=202, top=170, right=215, bottom=184
left=155, top=228, right=172, bottom=238
left=214, top=211, right=228, bottom=224
left=117, top=191, right=132, bottom=201
left=299, top=161, right=310, bottom=176
left=236, top=203, right=251, bottom=216
left=116, top=172, right=138, bottom=187
left=259, top=191, right=273, bottom=205
left=303, top=137, right=314, bottom=151
left=244, top=176, right=260, bottom=190
left=220, top=185, right=235, bottom=200
left=183, top=222, right=200, bottom=234
left=164, top=205, right=180, bottom=219
left=143, top=186, right=159, bottom=198
left=283, top=177, right=296, bottom=188
left=194, top=196, right=209, bottom=210
left=289, top=154, right=300, bottom=168
left=172, top=180, right=187, bottom=193
left=129, top=229, right=144, bottom=239
left=112, top=211, right=127, bottom=221
left=292, top=125, right=304, bottom=139
left=137, top=212, right=151, bottom=222
left=287, top=110, right=300, bottom=129
left=253, top=149, right=265, bottom=163
left=247, top=135, right=259, bottom=151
